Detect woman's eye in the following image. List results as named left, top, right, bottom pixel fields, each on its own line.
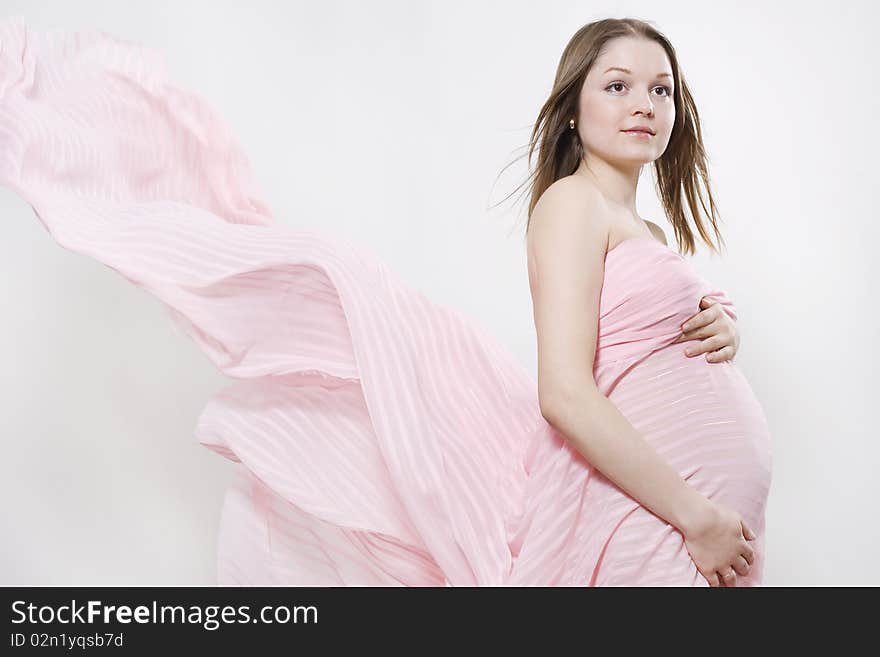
left=606, top=82, right=671, bottom=96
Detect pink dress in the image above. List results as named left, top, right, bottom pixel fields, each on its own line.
left=0, top=18, right=772, bottom=586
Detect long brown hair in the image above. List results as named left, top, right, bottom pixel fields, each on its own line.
left=494, top=18, right=726, bottom=257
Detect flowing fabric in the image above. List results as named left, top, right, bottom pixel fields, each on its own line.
left=0, top=18, right=772, bottom=586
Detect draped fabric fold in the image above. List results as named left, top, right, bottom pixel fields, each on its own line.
left=0, top=16, right=541, bottom=585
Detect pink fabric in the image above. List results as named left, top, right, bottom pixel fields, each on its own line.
left=0, top=18, right=772, bottom=586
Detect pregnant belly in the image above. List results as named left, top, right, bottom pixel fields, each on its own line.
left=599, top=343, right=774, bottom=514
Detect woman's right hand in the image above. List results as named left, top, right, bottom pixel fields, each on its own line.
left=683, top=501, right=757, bottom=587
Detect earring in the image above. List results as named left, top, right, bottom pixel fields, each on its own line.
left=569, top=119, right=575, bottom=129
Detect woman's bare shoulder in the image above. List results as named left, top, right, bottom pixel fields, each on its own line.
left=547, top=173, right=604, bottom=201
left=530, top=175, right=608, bottom=230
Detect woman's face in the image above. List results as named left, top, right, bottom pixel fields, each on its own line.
left=577, top=36, right=675, bottom=169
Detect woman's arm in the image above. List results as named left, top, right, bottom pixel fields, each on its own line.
left=528, top=181, right=714, bottom=537
left=542, top=387, right=713, bottom=536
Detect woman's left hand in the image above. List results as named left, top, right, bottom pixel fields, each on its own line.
left=672, top=296, right=739, bottom=362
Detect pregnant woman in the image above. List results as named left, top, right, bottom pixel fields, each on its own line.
left=0, top=16, right=771, bottom=586
left=520, top=20, right=773, bottom=586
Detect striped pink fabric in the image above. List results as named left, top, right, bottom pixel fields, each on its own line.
left=0, top=18, right=772, bottom=586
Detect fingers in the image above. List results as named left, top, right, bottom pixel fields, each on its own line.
left=684, top=336, right=724, bottom=357
left=681, top=321, right=722, bottom=342
left=680, top=312, right=711, bottom=334
left=740, top=523, right=757, bottom=567
left=732, top=555, right=750, bottom=577
left=681, top=300, right=720, bottom=333
left=706, top=345, right=733, bottom=363
left=719, top=568, right=737, bottom=587
left=705, top=571, right=720, bottom=587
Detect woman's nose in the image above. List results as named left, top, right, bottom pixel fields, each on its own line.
left=634, top=99, right=654, bottom=115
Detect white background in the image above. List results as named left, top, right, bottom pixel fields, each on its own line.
left=1, top=0, right=876, bottom=585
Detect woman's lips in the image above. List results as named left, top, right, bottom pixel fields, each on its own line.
left=623, top=130, right=653, bottom=138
